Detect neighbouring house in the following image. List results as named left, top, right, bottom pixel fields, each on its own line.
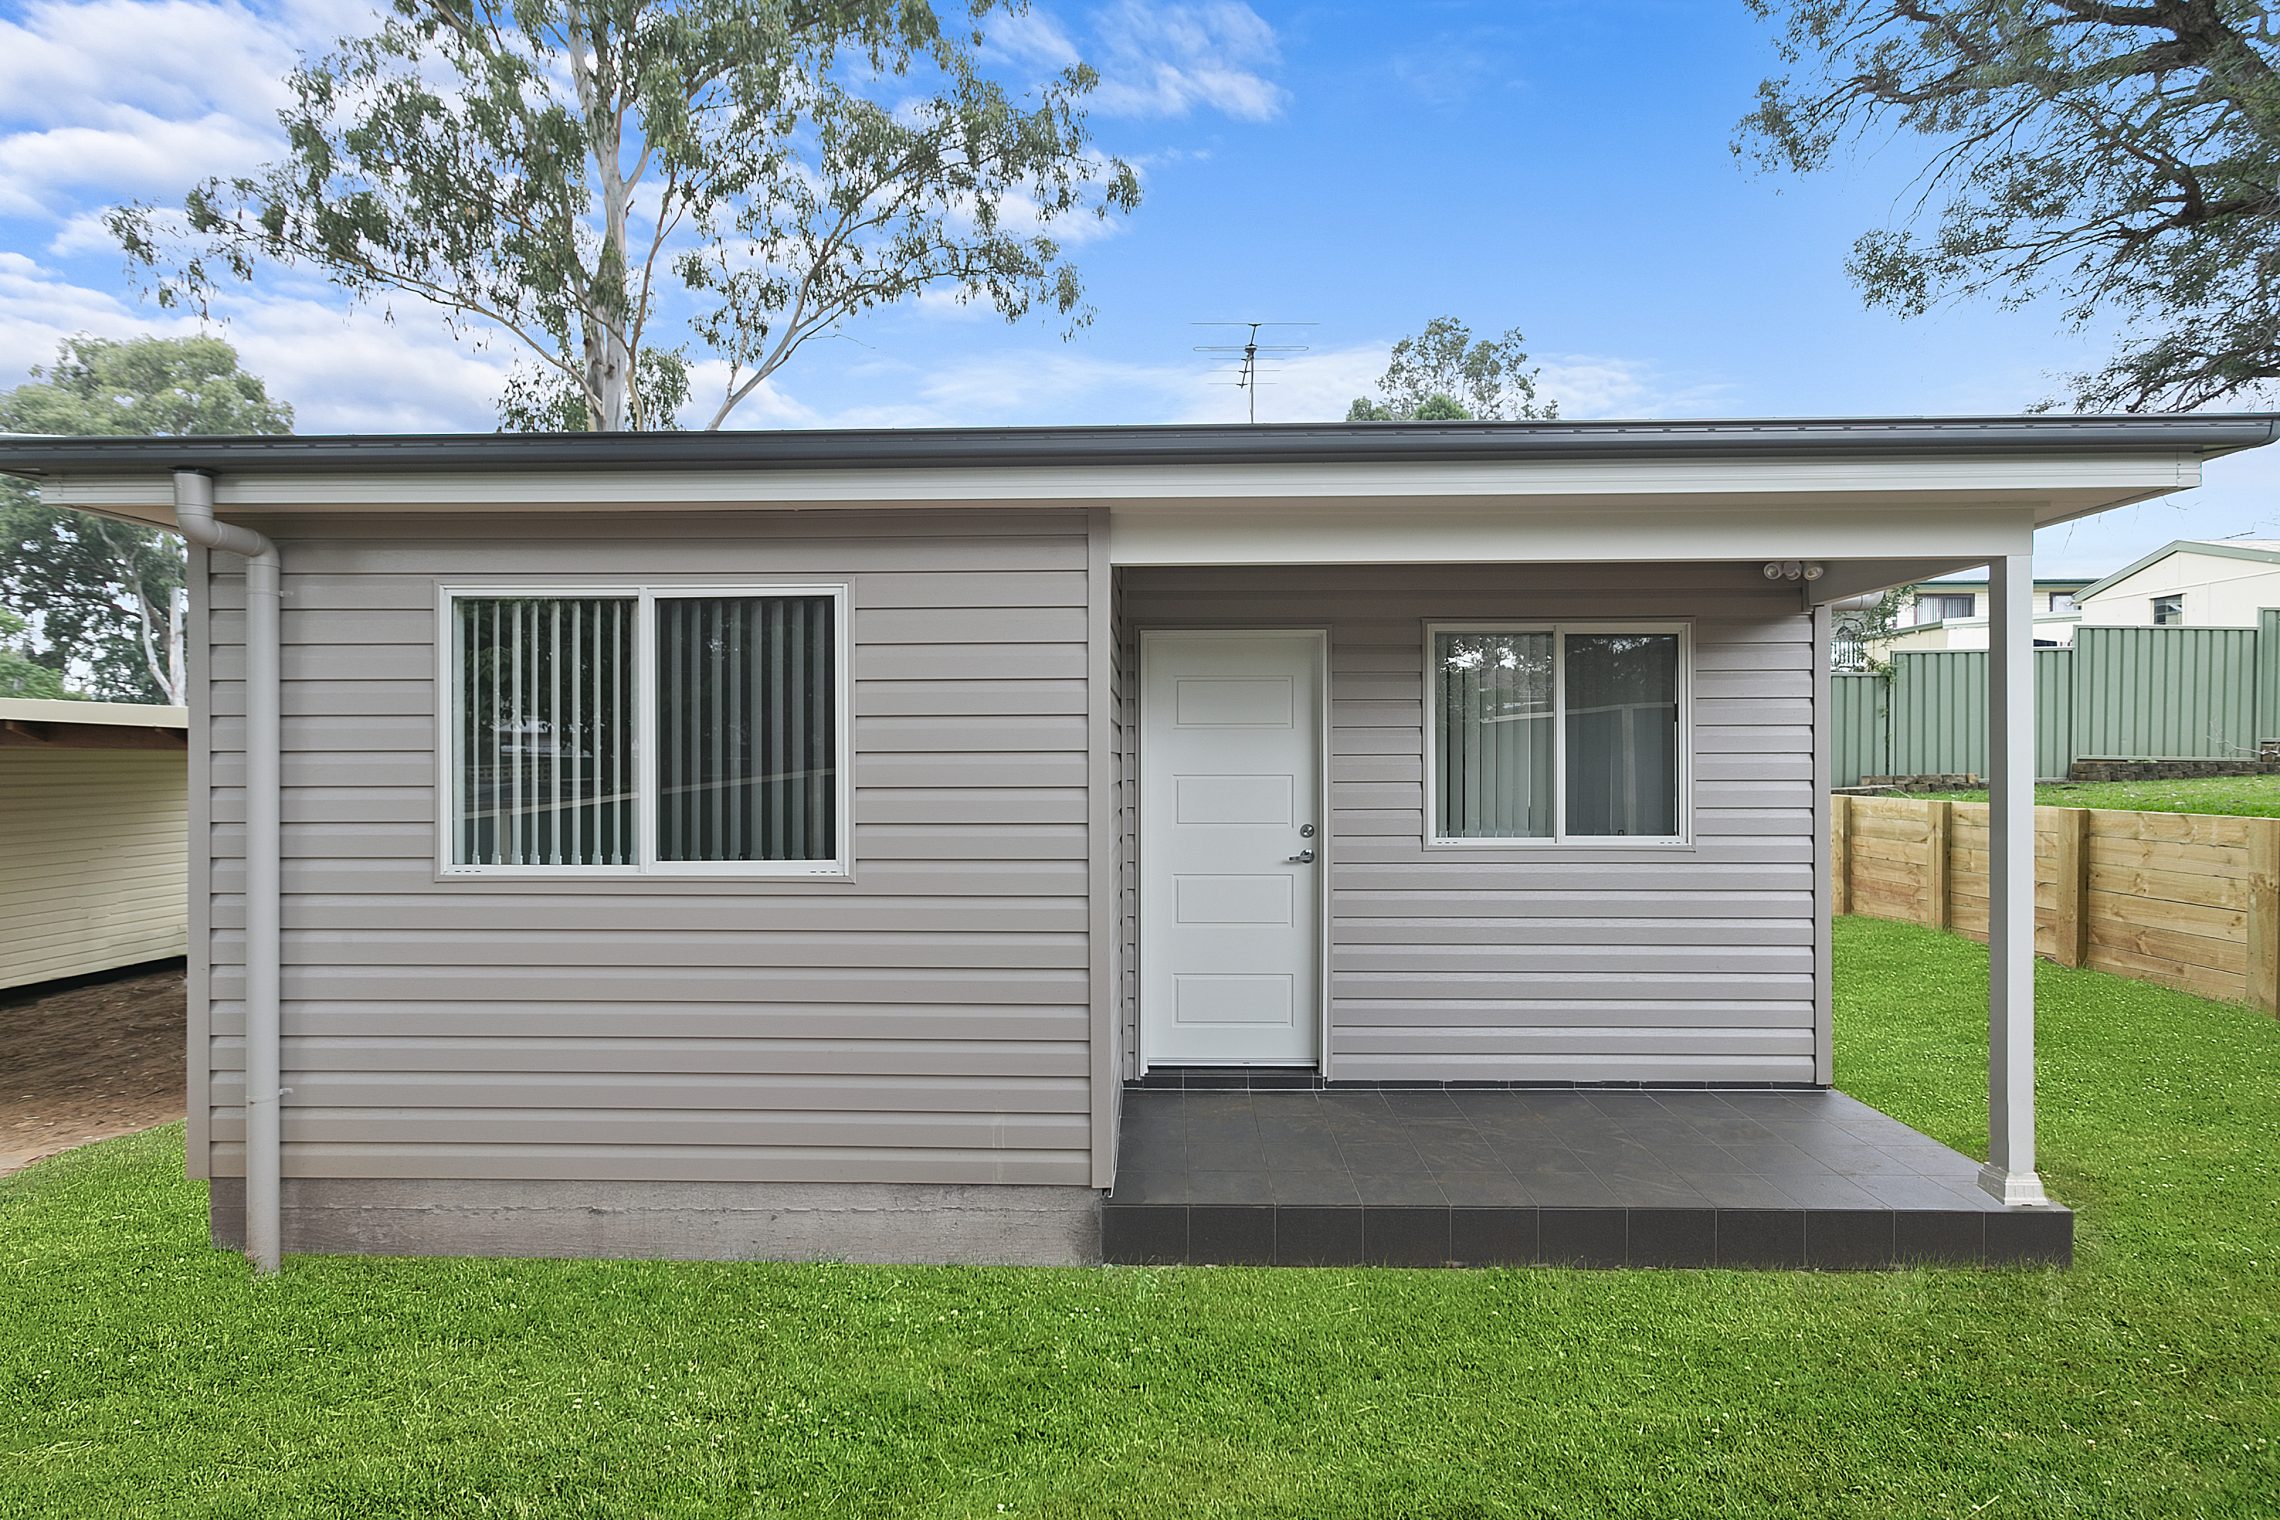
left=2072, top=538, right=2280, bottom=628
left=0, top=698, right=188, bottom=990
left=1859, top=575, right=2092, bottom=659
left=1, top=415, right=2270, bottom=1271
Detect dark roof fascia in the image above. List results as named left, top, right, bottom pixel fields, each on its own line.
left=0, top=414, right=2276, bottom=477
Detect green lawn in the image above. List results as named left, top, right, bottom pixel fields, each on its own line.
left=3, top=919, right=2276, bottom=1518
left=1913, top=773, right=2280, bottom=816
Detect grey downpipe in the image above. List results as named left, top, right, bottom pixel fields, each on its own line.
left=173, top=470, right=283, bottom=1274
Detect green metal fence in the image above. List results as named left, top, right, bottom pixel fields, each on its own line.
left=1829, top=673, right=1890, bottom=784
left=1831, top=620, right=2280, bottom=786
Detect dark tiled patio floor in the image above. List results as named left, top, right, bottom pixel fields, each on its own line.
left=1103, top=1087, right=2071, bottom=1269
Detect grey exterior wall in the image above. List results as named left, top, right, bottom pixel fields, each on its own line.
left=190, top=516, right=1829, bottom=1251
left=195, top=509, right=1106, bottom=1193
left=1117, top=563, right=1820, bottom=1084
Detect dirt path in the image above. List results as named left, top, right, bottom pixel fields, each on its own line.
left=1, top=964, right=185, bottom=1175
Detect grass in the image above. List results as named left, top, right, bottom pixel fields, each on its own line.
left=2, top=919, right=2276, bottom=1518
left=1911, top=773, right=2280, bottom=816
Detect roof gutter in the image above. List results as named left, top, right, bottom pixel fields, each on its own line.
left=3, top=414, right=2278, bottom=477
left=174, top=470, right=282, bottom=1274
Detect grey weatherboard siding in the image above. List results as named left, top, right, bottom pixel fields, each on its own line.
left=193, top=509, right=1101, bottom=1192
left=188, top=513, right=1825, bottom=1221
left=1116, top=564, right=1821, bottom=1084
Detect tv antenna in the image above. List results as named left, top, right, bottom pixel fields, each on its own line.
left=1192, top=321, right=1316, bottom=423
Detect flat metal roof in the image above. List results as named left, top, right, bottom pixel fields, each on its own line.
left=0, top=414, right=2275, bottom=475
left=0, top=698, right=188, bottom=729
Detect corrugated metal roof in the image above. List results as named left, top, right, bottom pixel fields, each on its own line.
left=0, top=413, right=2274, bottom=476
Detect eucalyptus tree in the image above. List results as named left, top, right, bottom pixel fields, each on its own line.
left=0, top=335, right=293, bottom=703
left=1740, top=0, right=2280, bottom=410
left=1346, top=317, right=1557, bottom=421
left=113, top=1, right=1142, bottom=432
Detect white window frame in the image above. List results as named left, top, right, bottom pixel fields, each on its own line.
left=1422, top=620, right=1692, bottom=849
left=2152, top=593, right=2184, bottom=626
left=437, top=581, right=852, bottom=879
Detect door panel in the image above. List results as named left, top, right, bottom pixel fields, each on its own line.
left=1141, top=632, right=1323, bottom=1067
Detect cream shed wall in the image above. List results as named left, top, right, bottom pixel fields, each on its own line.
left=190, top=509, right=1105, bottom=1195
left=1, top=745, right=187, bottom=990
left=2074, top=548, right=2280, bottom=627
left=1116, top=564, right=1822, bottom=1084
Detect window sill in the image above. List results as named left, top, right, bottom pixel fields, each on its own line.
left=434, top=864, right=856, bottom=886
left=1417, top=836, right=1697, bottom=863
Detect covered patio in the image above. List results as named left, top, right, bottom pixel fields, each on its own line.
left=1103, top=1085, right=2072, bottom=1268
left=1103, top=547, right=2074, bottom=1269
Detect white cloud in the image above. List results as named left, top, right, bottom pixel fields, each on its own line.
left=0, top=0, right=383, bottom=220
left=1534, top=354, right=1735, bottom=419
left=1171, top=341, right=1382, bottom=424
left=0, top=1, right=297, bottom=127
left=902, top=286, right=1000, bottom=323
left=677, top=357, right=828, bottom=431
left=0, top=250, right=510, bottom=431
left=984, top=8, right=1083, bottom=72
left=0, top=110, right=281, bottom=216
left=46, top=207, right=151, bottom=258
left=220, top=298, right=511, bottom=433
left=725, top=337, right=1734, bottom=433
left=1088, top=1, right=1286, bottom=122
left=0, top=250, right=148, bottom=368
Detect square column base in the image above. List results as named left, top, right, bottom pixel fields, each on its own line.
left=1978, top=1162, right=2052, bottom=1207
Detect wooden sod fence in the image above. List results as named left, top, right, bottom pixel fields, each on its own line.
left=1832, top=795, right=2280, bottom=1014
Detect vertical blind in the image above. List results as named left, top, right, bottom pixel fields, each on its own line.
left=455, top=597, right=635, bottom=866
left=654, top=594, right=836, bottom=863
left=1435, top=628, right=1682, bottom=841
left=1436, top=630, right=1555, bottom=838
left=1563, top=633, right=1680, bottom=838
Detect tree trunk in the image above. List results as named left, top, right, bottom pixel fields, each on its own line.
left=166, top=584, right=186, bottom=706
left=134, top=584, right=171, bottom=704
left=572, top=5, right=634, bottom=432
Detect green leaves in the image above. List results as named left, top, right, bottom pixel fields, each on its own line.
left=112, top=1, right=1141, bottom=431
left=1740, top=1, right=2280, bottom=411
left=0, top=335, right=291, bottom=704
left=1346, top=316, right=1557, bottom=422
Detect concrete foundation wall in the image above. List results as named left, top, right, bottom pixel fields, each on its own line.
left=208, top=1177, right=1103, bottom=1266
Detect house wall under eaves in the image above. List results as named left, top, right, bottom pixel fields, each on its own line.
left=1114, top=561, right=1824, bottom=1087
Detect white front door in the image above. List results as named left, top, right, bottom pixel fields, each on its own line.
left=1140, top=631, right=1323, bottom=1067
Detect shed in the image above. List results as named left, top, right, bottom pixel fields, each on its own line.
left=2072, top=537, right=2280, bottom=627
left=0, top=698, right=189, bottom=990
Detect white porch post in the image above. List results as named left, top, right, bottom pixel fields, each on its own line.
left=1982, top=552, right=2049, bottom=1205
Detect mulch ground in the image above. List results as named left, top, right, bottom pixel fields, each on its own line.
left=0, top=963, right=186, bottom=1175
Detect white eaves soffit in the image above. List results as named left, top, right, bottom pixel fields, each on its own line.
left=39, top=447, right=2198, bottom=567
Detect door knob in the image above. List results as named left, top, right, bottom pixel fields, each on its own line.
left=1287, top=848, right=1316, bottom=864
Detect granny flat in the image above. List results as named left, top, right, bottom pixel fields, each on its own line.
left=4, top=416, right=2270, bottom=1270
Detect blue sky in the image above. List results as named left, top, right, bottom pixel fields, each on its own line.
left=0, top=0, right=2274, bottom=573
